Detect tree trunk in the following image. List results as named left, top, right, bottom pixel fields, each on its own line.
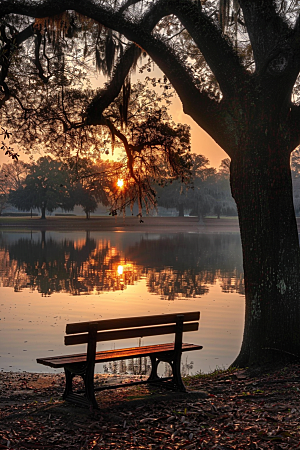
left=40, top=204, right=46, bottom=220
left=230, top=135, right=300, bottom=367
left=177, top=204, right=184, bottom=217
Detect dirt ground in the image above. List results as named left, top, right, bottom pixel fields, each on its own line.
left=1, top=365, right=300, bottom=449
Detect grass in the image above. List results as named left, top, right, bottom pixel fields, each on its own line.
left=183, top=365, right=239, bottom=384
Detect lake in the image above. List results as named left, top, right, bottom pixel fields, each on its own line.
left=0, top=229, right=245, bottom=375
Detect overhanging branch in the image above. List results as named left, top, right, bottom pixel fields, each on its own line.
left=85, top=43, right=141, bottom=124
left=170, top=0, right=247, bottom=97
left=1, top=0, right=237, bottom=151
left=240, top=0, right=291, bottom=73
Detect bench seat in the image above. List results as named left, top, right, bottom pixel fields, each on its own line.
left=37, top=342, right=202, bottom=368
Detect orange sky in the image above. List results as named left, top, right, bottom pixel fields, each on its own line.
left=170, top=94, right=227, bottom=168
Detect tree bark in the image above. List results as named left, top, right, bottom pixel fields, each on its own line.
left=230, top=129, right=300, bottom=367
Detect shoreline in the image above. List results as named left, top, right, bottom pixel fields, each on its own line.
left=2, top=215, right=300, bottom=234
left=0, top=216, right=241, bottom=233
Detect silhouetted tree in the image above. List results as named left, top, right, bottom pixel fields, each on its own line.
left=9, top=157, right=75, bottom=218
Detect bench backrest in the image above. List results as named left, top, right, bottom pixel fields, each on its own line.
left=64, top=311, right=200, bottom=346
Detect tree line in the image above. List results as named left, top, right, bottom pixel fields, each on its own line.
left=0, top=153, right=237, bottom=220
left=3, top=149, right=300, bottom=220
left=0, top=156, right=120, bottom=219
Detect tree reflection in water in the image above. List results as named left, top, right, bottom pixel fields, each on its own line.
left=103, top=354, right=195, bottom=378
left=0, top=231, right=243, bottom=298
left=127, top=234, right=244, bottom=299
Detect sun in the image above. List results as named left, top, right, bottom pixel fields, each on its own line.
left=117, top=178, right=124, bottom=188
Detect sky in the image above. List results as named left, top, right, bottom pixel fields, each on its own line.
left=170, top=94, right=227, bottom=168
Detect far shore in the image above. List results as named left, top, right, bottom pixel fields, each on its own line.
left=2, top=215, right=300, bottom=234
left=0, top=215, right=242, bottom=233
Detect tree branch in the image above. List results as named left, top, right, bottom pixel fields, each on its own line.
left=34, top=31, right=50, bottom=83
left=118, top=0, right=143, bottom=15
left=85, top=43, right=141, bottom=124
left=170, top=0, right=247, bottom=97
left=1, top=0, right=234, bottom=150
left=0, top=24, right=34, bottom=108
left=240, top=0, right=291, bottom=74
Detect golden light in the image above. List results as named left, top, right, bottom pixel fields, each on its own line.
left=117, top=265, right=124, bottom=275
left=117, top=178, right=124, bottom=188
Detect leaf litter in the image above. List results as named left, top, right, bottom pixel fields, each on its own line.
left=1, top=365, right=300, bottom=449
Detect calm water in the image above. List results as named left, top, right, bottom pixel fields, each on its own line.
left=0, top=230, right=245, bottom=375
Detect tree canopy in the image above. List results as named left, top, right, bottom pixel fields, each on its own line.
left=9, top=157, right=75, bottom=218
left=3, top=0, right=300, bottom=368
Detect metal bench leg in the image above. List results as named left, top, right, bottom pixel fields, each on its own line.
left=147, top=355, right=160, bottom=382
left=83, top=364, right=98, bottom=409
left=63, top=367, right=75, bottom=399
left=172, top=314, right=186, bottom=392
left=171, top=356, right=186, bottom=392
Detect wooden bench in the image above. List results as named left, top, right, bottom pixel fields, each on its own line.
left=37, top=311, right=202, bottom=408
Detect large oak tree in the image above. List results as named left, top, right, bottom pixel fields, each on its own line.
left=2, top=0, right=300, bottom=367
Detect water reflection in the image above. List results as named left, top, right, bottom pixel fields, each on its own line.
left=0, top=231, right=244, bottom=298
left=103, top=355, right=195, bottom=378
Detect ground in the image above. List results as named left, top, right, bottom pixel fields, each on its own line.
left=1, top=365, right=300, bottom=449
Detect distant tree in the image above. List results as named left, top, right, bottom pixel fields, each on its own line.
left=157, top=154, right=213, bottom=218
left=218, top=158, right=231, bottom=176
left=212, top=159, right=237, bottom=218
left=156, top=180, right=188, bottom=217
left=156, top=154, right=237, bottom=220
left=0, top=161, right=29, bottom=214
left=9, top=157, right=75, bottom=219
left=67, top=157, right=119, bottom=218
left=187, top=155, right=217, bottom=222
left=73, top=183, right=98, bottom=219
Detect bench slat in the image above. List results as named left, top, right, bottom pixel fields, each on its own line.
left=66, top=311, right=200, bottom=334
left=37, top=342, right=203, bottom=368
left=65, top=322, right=199, bottom=346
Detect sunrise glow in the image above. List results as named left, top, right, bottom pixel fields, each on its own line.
left=117, top=178, right=124, bottom=188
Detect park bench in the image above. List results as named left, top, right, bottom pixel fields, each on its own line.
left=37, top=311, right=202, bottom=408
